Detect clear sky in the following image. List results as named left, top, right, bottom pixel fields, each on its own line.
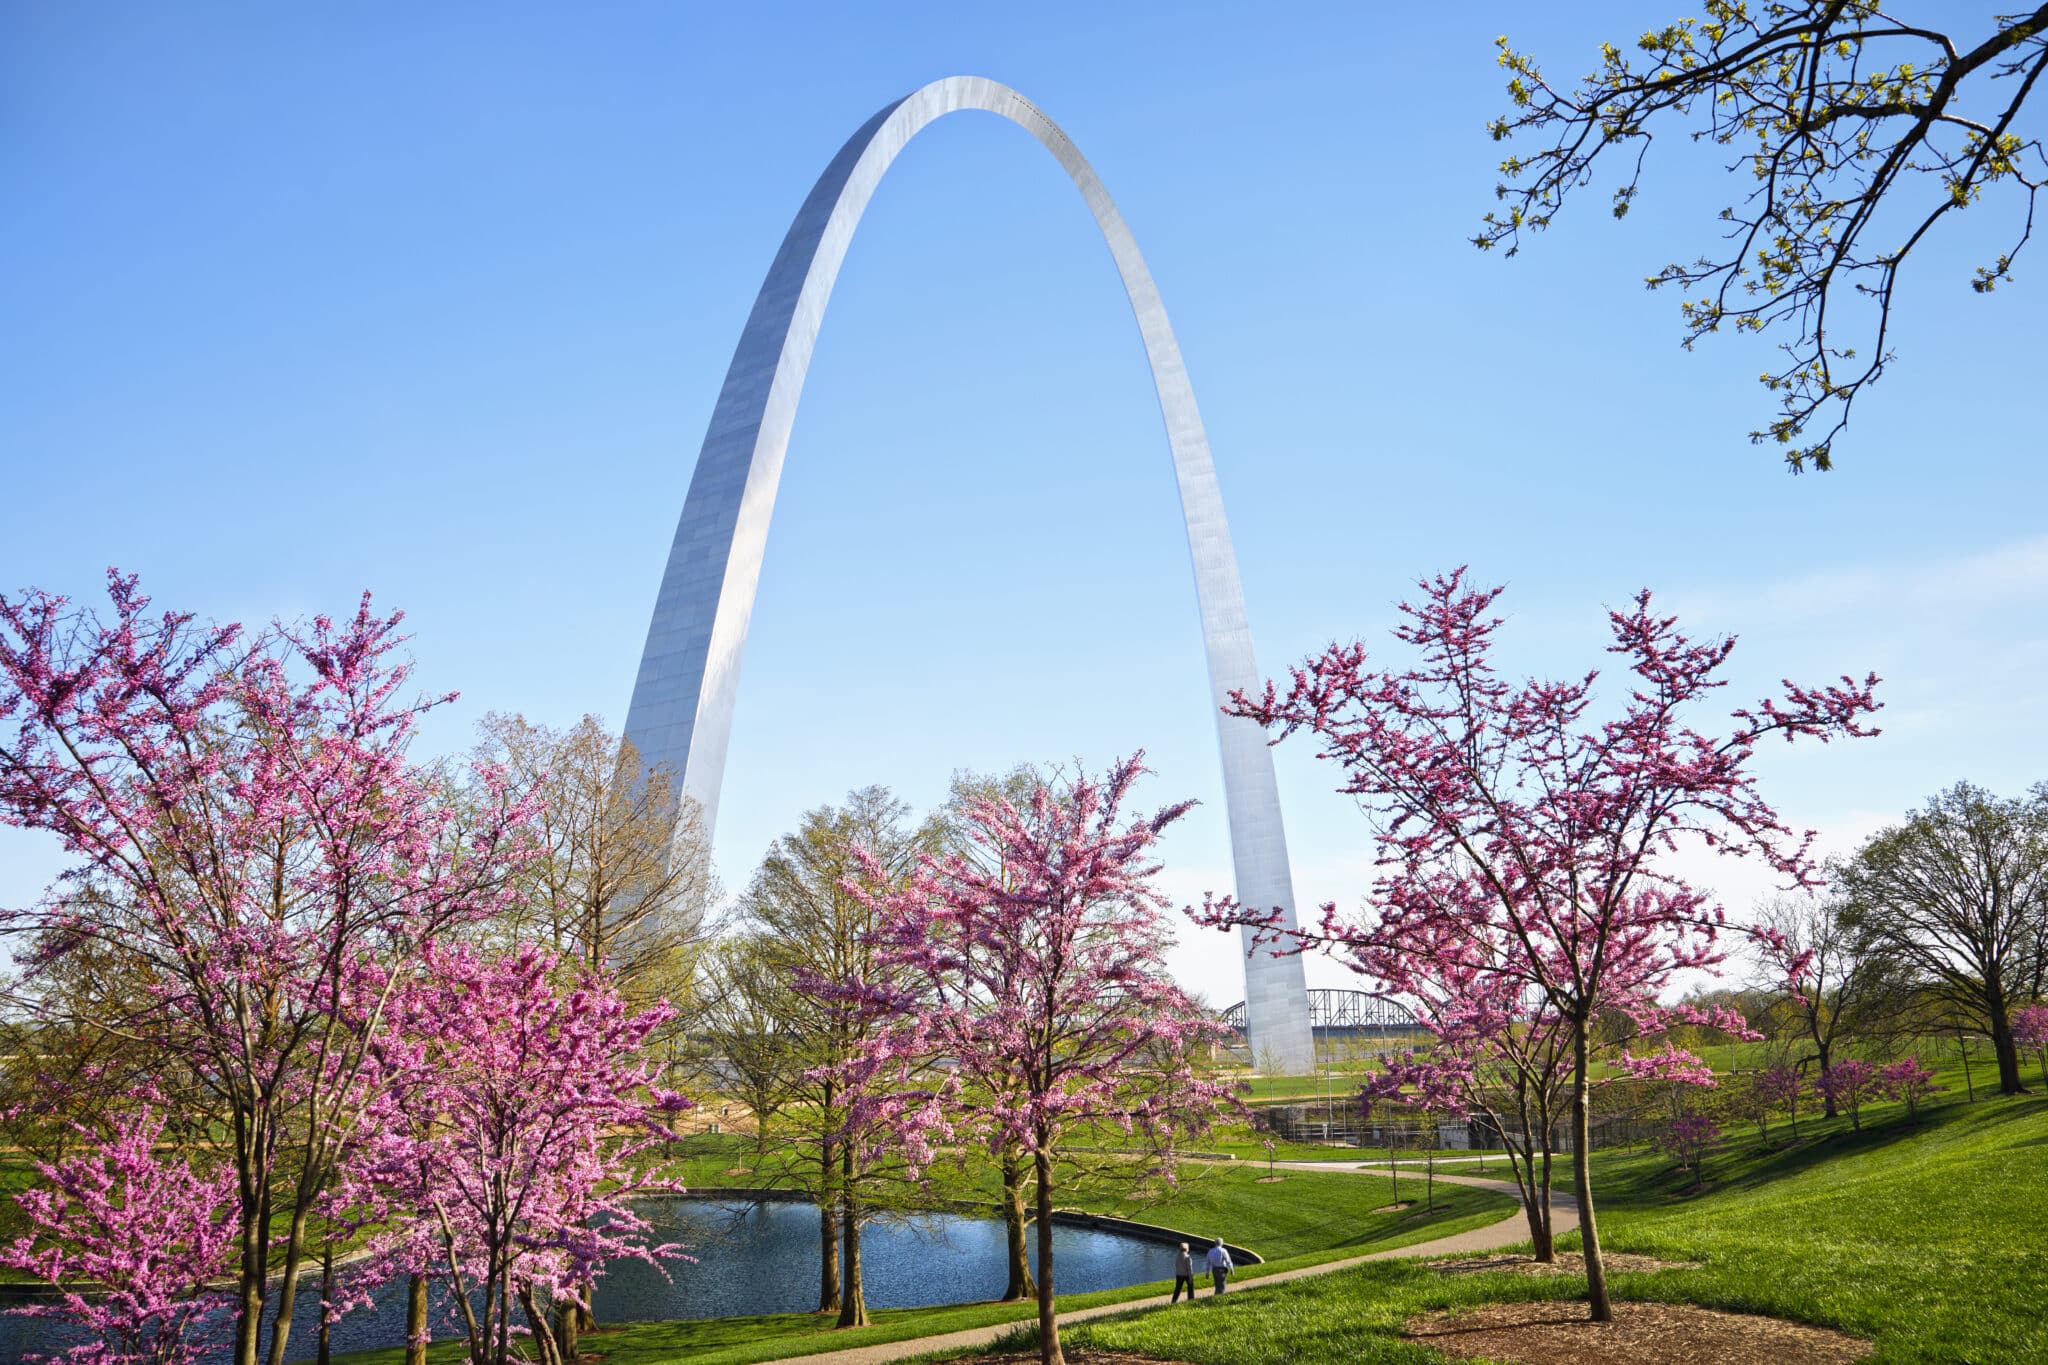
left=4, top=3, right=2042, bottom=1006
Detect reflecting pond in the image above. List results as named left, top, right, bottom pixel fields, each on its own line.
left=0, top=1198, right=1192, bottom=1362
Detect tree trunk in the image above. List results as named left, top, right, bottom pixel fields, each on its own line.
left=1506, top=1134, right=1557, bottom=1262
left=1505, top=1087, right=1555, bottom=1263
left=1530, top=1191, right=1554, bottom=1259
left=236, top=1231, right=266, bottom=1365
left=1816, top=1040, right=1836, bottom=1117
left=497, top=1244, right=515, bottom=1365
left=831, top=1203, right=864, bottom=1326
left=1571, top=1025, right=1611, bottom=1322
left=835, top=1182, right=868, bottom=1329
left=262, top=1206, right=313, bottom=1365
left=438, top=1237, right=485, bottom=1365
left=554, top=1294, right=581, bottom=1363
left=315, top=1240, right=336, bottom=1365
left=234, top=1165, right=271, bottom=1365
left=405, top=1275, right=429, bottom=1365
left=574, top=1278, right=596, bottom=1333
left=817, top=1196, right=841, bottom=1313
left=1001, top=1151, right=1036, bottom=1301
left=1033, top=1146, right=1063, bottom=1365
left=1990, top=1014, right=2024, bottom=1094
left=521, top=1287, right=563, bottom=1365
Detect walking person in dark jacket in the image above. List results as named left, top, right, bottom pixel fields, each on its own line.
left=1171, top=1243, right=1196, bottom=1303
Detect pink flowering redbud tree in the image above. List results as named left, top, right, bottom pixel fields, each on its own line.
left=2015, top=1004, right=2048, bottom=1087
left=847, top=757, right=1237, bottom=1365
left=1815, top=1057, right=1879, bottom=1131
left=0, top=575, right=538, bottom=1365
left=1197, top=570, right=1879, bottom=1321
left=339, top=944, right=689, bottom=1365
left=1877, top=1056, right=1944, bottom=1120
left=1657, top=1112, right=1721, bottom=1183
left=1358, top=976, right=1576, bottom=1258
left=1754, top=1063, right=1804, bottom=1141
left=0, top=1107, right=236, bottom=1365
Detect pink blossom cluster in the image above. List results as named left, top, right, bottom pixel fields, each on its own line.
left=2014, top=1004, right=2048, bottom=1052
left=0, top=574, right=678, bottom=1365
left=1876, top=1057, right=1944, bottom=1115
left=0, top=1109, right=235, bottom=1365
left=1656, top=1112, right=1721, bottom=1173
left=335, top=944, right=691, bottom=1364
left=1200, top=570, right=1877, bottom=1097
left=831, top=757, right=1240, bottom=1365
left=839, top=756, right=1238, bottom=1174
left=1188, top=569, right=1878, bottom=1314
left=1754, top=1064, right=1803, bottom=1113
left=1815, top=1058, right=1879, bottom=1128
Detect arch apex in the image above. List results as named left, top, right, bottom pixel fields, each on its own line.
left=626, top=78, right=1316, bottom=1072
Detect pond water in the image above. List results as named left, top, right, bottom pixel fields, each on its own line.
left=0, top=1198, right=1191, bottom=1362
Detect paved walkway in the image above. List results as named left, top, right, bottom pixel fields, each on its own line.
left=784, top=1162, right=1579, bottom=1365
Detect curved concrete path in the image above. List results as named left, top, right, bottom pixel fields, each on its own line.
left=780, top=1162, right=1579, bottom=1365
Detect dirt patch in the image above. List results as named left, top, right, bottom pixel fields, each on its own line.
left=1405, top=1299, right=1872, bottom=1364
left=1373, top=1199, right=1417, bottom=1213
left=1428, top=1251, right=1701, bottom=1277
left=721, top=1167, right=750, bottom=1176
left=1255, top=1175, right=1287, bottom=1184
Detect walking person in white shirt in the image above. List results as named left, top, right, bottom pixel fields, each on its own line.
left=1204, top=1239, right=1233, bottom=1295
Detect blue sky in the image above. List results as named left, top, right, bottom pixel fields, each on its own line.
left=4, top=4, right=2042, bottom=1005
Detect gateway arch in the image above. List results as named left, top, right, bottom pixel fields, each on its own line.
left=625, top=76, right=1315, bottom=1073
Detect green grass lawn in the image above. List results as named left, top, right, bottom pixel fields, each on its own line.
left=328, top=1161, right=1514, bottom=1365
left=1592, top=1032, right=2048, bottom=1100
left=1044, top=1089, right=2048, bottom=1364
left=1198, top=1120, right=1468, bottom=1165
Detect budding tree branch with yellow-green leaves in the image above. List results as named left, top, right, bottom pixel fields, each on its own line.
left=1479, top=2, right=2046, bottom=471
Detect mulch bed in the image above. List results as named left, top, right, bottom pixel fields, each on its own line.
left=1372, top=1199, right=1417, bottom=1213
left=968, top=1354, right=1195, bottom=1365
left=1405, top=1300, right=1873, bottom=1364
left=1427, top=1252, right=1700, bottom=1277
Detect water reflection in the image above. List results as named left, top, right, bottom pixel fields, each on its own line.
left=0, top=1198, right=1189, bottom=1362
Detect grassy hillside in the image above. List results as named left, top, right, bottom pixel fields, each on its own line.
left=1060, top=1090, right=2048, bottom=1364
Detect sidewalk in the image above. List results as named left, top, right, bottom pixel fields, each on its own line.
left=783, top=1165, right=1577, bottom=1365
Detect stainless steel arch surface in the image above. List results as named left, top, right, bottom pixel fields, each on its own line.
left=626, top=76, right=1315, bottom=1073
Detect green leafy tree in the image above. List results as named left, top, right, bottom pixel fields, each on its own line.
left=699, top=933, right=803, bottom=1174
left=469, top=713, right=716, bottom=1007
left=1754, top=887, right=1908, bottom=1115
left=736, top=786, right=944, bottom=1326
left=1840, top=782, right=2048, bottom=1094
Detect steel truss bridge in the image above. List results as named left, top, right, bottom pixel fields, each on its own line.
left=1220, top=989, right=1421, bottom=1046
